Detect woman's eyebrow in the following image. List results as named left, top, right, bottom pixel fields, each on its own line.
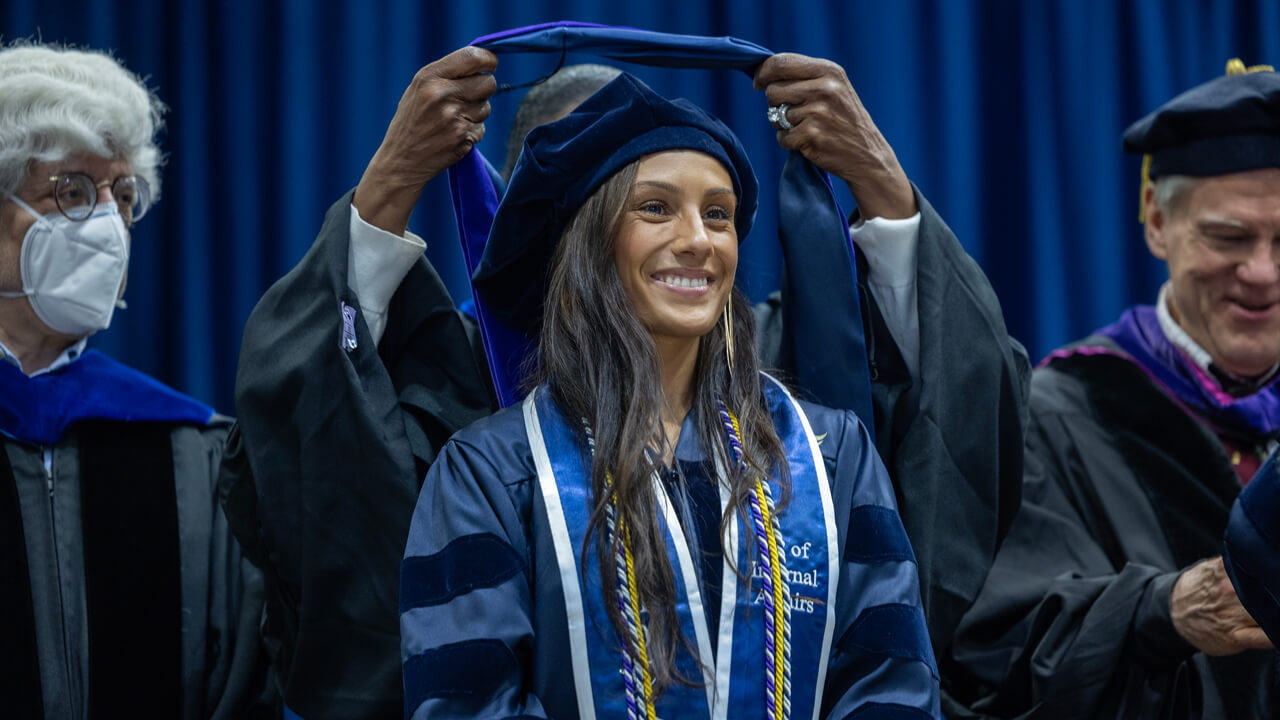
left=632, top=180, right=734, bottom=198
left=632, top=180, right=678, bottom=193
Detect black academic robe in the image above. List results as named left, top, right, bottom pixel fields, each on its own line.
left=943, top=339, right=1277, bottom=719
left=222, top=186, right=1027, bottom=719
left=219, top=190, right=497, bottom=719
left=3, top=416, right=269, bottom=720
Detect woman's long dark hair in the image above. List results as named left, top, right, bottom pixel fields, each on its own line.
left=533, top=158, right=791, bottom=694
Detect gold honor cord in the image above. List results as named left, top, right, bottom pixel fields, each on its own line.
left=603, top=405, right=793, bottom=720
left=727, top=408, right=792, bottom=720
left=621, top=518, right=658, bottom=720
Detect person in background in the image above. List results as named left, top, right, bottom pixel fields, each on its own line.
left=944, top=60, right=1279, bottom=719
left=0, top=42, right=268, bottom=719
left=499, top=63, right=622, bottom=183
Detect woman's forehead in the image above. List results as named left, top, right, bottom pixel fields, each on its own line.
left=633, top=150, right=734, bottom=189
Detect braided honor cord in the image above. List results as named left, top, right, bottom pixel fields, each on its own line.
left=587, top=402, right=794, bottom=720
left=607, top=499, right=657, bottom=720
left=586, top=421, right=657, bottom=720
left=718, top=401, right=792, bottom=720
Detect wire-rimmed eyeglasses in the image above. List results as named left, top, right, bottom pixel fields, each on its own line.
left=47, top=173, right=152, bottom=226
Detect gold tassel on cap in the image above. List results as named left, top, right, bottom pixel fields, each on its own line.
left=1138, top=154, right=1153, bottom=223
left=1225, top=58, right=1275, bottom=75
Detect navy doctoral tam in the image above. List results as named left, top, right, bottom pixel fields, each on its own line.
left=1123, top=68, right=1280, bottom=178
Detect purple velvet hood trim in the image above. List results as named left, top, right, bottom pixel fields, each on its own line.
left=1049, top=305, right=1280, bottom=439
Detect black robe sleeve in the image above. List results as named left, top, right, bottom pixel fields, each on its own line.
left=218, top=190, right=495, bottom=720
left=759, top=186, right=1029, bottom=661
left=875, top=190, right=1029, bottom=658
left=942, top=364, right=1207, bottom=719
left=943, top=459, right=1201, bottom=719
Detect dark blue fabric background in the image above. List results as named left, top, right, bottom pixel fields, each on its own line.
left=3, top=1, right=1277, bottom=413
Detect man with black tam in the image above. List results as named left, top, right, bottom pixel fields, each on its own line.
left=944, top=60, right=1280, bottom=719
left=221, top=35, right=1028, bottom=720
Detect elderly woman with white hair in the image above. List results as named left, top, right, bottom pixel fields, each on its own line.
left=0, top=42, right=268, bottom=719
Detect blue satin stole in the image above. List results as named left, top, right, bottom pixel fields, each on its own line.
left=523, top=374, right=838, bottom=720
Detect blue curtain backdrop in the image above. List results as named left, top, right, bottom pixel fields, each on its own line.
left=3, top=1, right=1278, bottom=413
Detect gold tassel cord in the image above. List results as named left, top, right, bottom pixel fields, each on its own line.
left=1225, top=58, right=1275, bottom=75
left=1138, top=154, right=1153, bottom=224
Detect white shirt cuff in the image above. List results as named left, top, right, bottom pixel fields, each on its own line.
left=850, top=213, right=920, bottom=288
left=850, top=212, right=921, bottom=381
left=348, top=203, right=427, bottom=344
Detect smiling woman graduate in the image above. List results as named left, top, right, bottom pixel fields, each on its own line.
left=398, top=73, right=940, bottom=720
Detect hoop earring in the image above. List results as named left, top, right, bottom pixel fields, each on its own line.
left=723, top=301, right=735, bottom=379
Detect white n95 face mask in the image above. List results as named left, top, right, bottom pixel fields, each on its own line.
left=2, top=194, right=131, bottom=337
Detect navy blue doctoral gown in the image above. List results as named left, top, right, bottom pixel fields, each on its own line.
left=399, top=384, right=939, bottom=720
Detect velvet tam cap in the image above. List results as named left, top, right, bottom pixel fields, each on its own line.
left=472, top=72, right=758, bottom=335
left=1123, top=67, right=1280, bottom=178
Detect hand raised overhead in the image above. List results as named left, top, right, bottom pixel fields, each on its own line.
left=754, top=53, right=916, bottom=221
left=354, top=46, right=498, bottom=236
